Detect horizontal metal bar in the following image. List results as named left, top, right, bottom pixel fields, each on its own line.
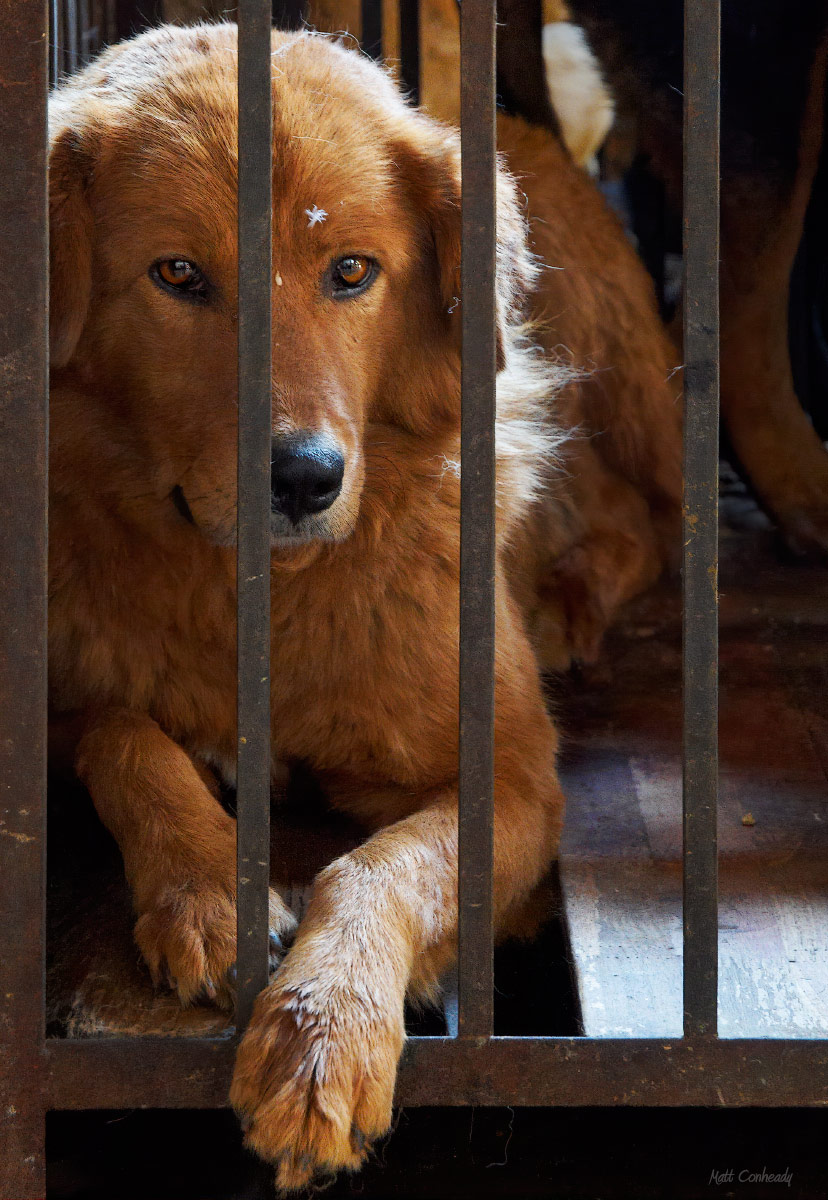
left=236, top=1, right=274, bottom=1034
left=457, top=0, right=497, bottom=1040
left=0, top=1, right=50, bottom=1193
left=682, top=0, right=721, bottom=1038
left=46, top=1037, right=828, bottom=1110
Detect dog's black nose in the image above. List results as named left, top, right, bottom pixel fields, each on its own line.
left=270, top=433, right=345, bottom=524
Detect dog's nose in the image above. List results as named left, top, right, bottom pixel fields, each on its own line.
left=270, top=433, right=345, bottom=523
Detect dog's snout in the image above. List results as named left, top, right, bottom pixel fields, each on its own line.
left=270, top=434, right=345, bottom=524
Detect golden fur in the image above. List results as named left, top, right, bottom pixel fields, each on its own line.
left=48, top=24, right=679, bottom=1190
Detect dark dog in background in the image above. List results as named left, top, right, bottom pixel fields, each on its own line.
left=564, top=0, right=828, bottom=556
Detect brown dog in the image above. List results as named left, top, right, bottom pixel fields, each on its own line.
left=48, top=23, right=679, bottom=1190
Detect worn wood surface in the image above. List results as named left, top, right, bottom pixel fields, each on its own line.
left=46, top=777, right=365, bottom=1038
left=559, top=507, right=828, bottom=1038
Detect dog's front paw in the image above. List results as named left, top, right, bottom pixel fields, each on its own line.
left=230, top=957, right=405, bottom=1192
left=135, top=886, right=297, bottom=1008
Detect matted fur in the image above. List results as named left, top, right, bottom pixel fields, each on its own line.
left=47, top=23, right=679, bottom=1191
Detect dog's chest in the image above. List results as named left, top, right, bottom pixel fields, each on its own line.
left=50, top=528, right=461, bottom=786
left=268, top=561, right=460, bottom=782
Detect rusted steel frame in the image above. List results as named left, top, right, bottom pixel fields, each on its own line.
left=47, top=1036, right=828, bottom=1109
left=236, top=1, right=273, bottom=1034
left=0, top=1, right=49, bottom=1194
left=682, top=0, right=721, bottom=1039
left=361, top=0, right=382, bottom=60
left=457, top=0, right=496, bottom=1039
left=399, top=0, right=420, bottom=102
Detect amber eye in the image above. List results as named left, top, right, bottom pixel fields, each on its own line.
left=151, top=258, right=209, bottom=300
left=331, top=255, right=375, bottom=295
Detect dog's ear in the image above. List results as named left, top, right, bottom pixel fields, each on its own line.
left=49, top=123, right=94, bottom=369
left=395, top=128, right=536, bottom=371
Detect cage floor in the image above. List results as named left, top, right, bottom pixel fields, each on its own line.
left=558, top=497, right=828, bottom=1038
left=47, top=489, right=828, bottom=1041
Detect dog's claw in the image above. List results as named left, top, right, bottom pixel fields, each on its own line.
left=194, top=977, right=217, bottom=1004
left=268, top=925, right=294, bottom=971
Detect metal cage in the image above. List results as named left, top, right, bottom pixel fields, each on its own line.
left=2, top=2, right=826, bottom=1197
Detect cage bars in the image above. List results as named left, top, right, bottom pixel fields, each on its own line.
left=0, top=1, right=49, bottom=1193
left=457, top=0, right=497, bottom=1040
left=235, top=0, right=274, bottom=1033
left=5, top=9, right=819, bottom=1199
left=681, top=0, right=721, bottom=1039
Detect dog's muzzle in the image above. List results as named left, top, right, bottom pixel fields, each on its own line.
left=270, top=432, right=344, bottom=525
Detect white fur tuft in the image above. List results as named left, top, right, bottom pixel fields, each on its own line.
left=542, top=21, right=614, bottom=172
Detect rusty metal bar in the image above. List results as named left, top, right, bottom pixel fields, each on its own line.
left=236, top=1, right=273, bottom=1033
left=457, top=0, right=496, bottom=1039
left=362, top=0, right=382, bottom=59
left=399, top=0, right=419, bottom=102
left=0, top=1, right=49, bottom=1194
left=682, top=0, right=721, bottom=1039
left=47, top=1036, right=828, bottom=1109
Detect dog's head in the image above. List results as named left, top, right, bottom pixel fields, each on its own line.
left=50, top=24, right=536, bottom=548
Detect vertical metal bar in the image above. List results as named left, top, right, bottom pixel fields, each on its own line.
left=682, top=0, right=721, bottom=1039
left=51, top=0, right=61, bottom=83
left=362, top=0, right=383, bottom=60
left=79, top=0, right=93, bottom=66
left=0, top=1, right=49, bottom=1194
left=457, top=0, right=496, bottom=1040
left=236, top=2, right=273, bottom=1033
left=399, top=0, right=419, bottom=103
left=104, top=0, right=117, bottom=45
left=66, top=0, right=78, bottom=71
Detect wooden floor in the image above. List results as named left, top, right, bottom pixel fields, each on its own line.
left=558, top=495, right=828, bottom=1038
left=47, top=490, right=828, bottom=1041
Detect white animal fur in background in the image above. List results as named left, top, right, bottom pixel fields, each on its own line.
left=542, top=21, right=614, bottom=174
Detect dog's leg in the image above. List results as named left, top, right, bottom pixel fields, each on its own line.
left=720, top=193, right=828, bottom=556
left=719, top=40, right=828, bottom=556
left=231, top=717, right=562, bottom=1190
left=75, top=708, right=296, bottom=1007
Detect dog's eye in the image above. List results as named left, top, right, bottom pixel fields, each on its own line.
left=331, top=255, right=375, bottom=295
left=151, top=258, right=209, bottom=301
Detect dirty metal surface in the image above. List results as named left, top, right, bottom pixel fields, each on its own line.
left=235, top=0, right=275, bottom=1033
left=457, top=0, right=497, bottom=1039
left=682, top=0, right=721, bottom=1038
left=46, top=1033, right=828, bottom=1109
left=0, top=1, right=49, bottom=1196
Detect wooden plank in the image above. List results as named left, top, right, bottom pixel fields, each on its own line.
left=559, top=532, right=828, bottom=1039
